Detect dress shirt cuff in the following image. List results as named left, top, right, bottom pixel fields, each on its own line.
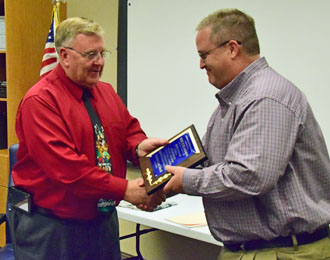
left=182, top=168, right=203, bottom=195
left=130, top=137, right=148, bottom=167
left=108, top=175, right=128, bottom=202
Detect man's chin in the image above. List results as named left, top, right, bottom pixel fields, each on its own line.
left=208, top=77, right=216, bottom=86
left=208, top=79, right=222, bottom=89
left=88, top=77, right=100, bottom=86
left=82, top=80, right=100, bottom=89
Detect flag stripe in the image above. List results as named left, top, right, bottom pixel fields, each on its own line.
left=41, top=58, right=57, bottom=67
left=40, top=64, right=57, bottom=77
left=40, top=6, right=59, bottom=78
left=43, top=47, right=56, bottom=54
left=42, top=51, right=57, bottom=61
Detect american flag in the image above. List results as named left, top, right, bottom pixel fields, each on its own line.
left=40, top=6, right=59, bottom=78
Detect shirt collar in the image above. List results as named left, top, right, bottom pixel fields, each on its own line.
left=53, top=64, right=96, bottom=101
left=216, top=57, right=268, bottom=105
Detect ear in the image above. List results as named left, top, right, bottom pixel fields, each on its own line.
left=228, top=40, right=240, bottom=59
left=59, top=47, right=70, bottom=67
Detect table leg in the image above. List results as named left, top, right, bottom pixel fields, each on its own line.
left=120, top=223, right=158, bottom=260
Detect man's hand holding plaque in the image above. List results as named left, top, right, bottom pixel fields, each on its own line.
left=139, top=125, right=207, bottom=195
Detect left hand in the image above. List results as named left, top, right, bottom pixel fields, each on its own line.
left=137, top=138, right=169, bottom=157
left=135, top=180, right=166, bottom=211
left=124, top=178, right=166, bottom=212
left=136, top=189, right=167, bottom=211
left=163, top=165, right=186, bottom=194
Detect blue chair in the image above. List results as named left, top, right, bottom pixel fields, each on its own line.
left=0, top=144, right=18, bottom=259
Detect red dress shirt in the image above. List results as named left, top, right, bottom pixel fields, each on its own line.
left=13, top=64, right=147, bottom=220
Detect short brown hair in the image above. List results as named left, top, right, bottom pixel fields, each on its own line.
left=196, top=9, right=260, bottom=55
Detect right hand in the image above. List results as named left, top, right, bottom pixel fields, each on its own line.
left=163, top=165, right=186, bottom=194
left=123, top=178, right=166, bottom=211
left=136, top=138, right=169, bottom=157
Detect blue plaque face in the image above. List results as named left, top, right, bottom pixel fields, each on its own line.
left=150, top=133, right=196, bottom=177
left=139, top=125, right=207, bottom=194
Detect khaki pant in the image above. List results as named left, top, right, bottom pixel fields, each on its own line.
left=219, top=237, right=330, bottom=260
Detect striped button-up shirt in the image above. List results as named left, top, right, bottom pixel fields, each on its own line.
left=183, top=57, right=330, bottom=243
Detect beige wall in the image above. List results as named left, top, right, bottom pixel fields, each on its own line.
left=67, top=1, right=221, bottom=259
left=67, top=0, right=118, bottom=91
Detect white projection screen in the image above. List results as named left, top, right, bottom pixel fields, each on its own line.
left=126, top=0, right=330, bottom=149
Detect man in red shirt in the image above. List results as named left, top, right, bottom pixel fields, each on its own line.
left=10, top=17, right=167, bottom=260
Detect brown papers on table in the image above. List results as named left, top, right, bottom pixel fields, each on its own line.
left=166, top=212, right=207, bottom=228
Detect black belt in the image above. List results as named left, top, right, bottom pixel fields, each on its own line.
left=224, top=227, right=329, bottom=252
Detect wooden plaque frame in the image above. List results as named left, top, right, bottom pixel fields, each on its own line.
left=139, top=125, right=207, bottom=194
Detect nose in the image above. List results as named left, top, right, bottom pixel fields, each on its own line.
left=200, top=58, right=206, bottom=69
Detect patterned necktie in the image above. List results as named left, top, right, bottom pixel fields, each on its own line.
left=82, top=90, right=115, bottom=214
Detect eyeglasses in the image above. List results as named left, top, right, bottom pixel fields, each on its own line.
left=64, top=46, right=111, bottom=61
left=199, top=40, right=241, bottom=61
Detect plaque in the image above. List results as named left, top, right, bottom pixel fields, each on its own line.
left=139, top=125, right=207, bottom=194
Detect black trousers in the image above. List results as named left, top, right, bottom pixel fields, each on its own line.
left=8, top=207, right=121, bottom=260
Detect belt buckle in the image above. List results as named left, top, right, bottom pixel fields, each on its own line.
left=240, top=243, right=247, bottom=252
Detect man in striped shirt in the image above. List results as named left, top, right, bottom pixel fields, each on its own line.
left=164, top=8, right=330, bottom=260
